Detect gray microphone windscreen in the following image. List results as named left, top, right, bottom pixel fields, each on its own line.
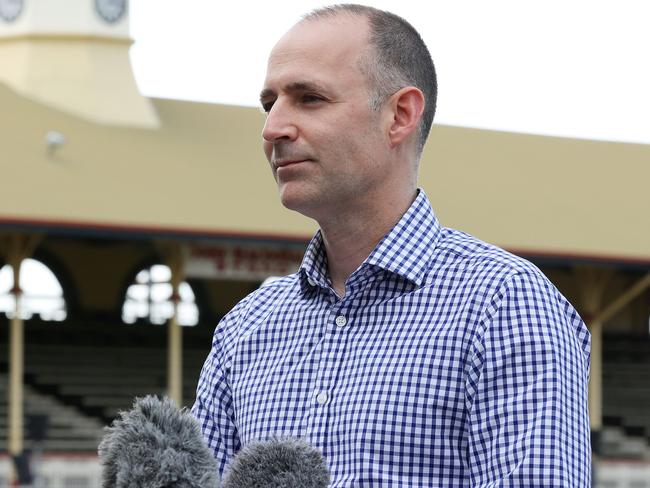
left=222, top=437, right=330, bottom=488
left=98, top=395, right=219, bottom=488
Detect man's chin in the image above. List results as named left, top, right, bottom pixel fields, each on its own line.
left=278, top=187, right=322, bottom=219
left=279, top=192, right=309, bottom=214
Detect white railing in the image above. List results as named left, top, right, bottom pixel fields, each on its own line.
left=0, top=454, right=101, bottom=488
left=596, top=460, right=650, bottom=488
left=1, top=454, right=649, bottom=487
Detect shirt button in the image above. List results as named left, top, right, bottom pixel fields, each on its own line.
left=316, top=391, right=329, bottom=405
left=335, top=315, right=347, bottom=327
left=307, top=276, right=316, bottom=286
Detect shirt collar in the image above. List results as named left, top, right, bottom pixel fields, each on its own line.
left=300, top=189, right=442, bottom=289
left=300, top=230, right=329, bottom=289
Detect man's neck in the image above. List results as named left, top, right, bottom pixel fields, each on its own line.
left=319, top=189, right=417, bottom=297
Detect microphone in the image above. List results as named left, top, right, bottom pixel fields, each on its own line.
left=99, top=395, right=330, bottom=488
left=98, top=395, right=220, bottom=488
left=221, top=437, right=330, bottom=488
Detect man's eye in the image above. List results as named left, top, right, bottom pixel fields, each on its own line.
left=260, top=101, right=274, bottom=113
left=302, top=94, right=324, bottom=104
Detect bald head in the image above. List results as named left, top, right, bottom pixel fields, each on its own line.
left=269, top=11, right=371, bottom=86
left=300, top=4, right=437, bottom=155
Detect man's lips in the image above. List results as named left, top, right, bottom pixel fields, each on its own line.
left=274, top=159, right=310, bottom=169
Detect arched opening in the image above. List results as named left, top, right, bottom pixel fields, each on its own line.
left=0, top=258, right=67, bottom=321
left=122, top=264, right=199, bottom=326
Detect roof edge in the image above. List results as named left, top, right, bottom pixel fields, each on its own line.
left=0, top=215, right=648, bottom=266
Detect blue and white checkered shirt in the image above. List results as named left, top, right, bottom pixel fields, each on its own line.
left=193, top=190, right=591, bottom=487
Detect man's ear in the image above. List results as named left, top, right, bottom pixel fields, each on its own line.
left=386, top=86, right=425, bottom=148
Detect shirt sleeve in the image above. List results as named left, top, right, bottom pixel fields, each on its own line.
left=465, top=271, right=592, bottom=487
left=191, top=315, right=242, bottom=476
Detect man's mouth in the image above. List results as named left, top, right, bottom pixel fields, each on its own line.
left=274, top=159, right=310, bottom=169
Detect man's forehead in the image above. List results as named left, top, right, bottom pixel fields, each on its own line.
left=269, top=14, right=370, bottom=65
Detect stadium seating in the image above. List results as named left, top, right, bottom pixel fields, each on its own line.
left=601, top=335, right=650, bottom=459
left=0, top=374, right=103, bottom=452
left=0, top=318, right=212, bottom=452
left=1, top=324, right=649, bottom=458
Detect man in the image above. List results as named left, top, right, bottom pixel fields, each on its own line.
left=193, top=4, right=591, bottom=486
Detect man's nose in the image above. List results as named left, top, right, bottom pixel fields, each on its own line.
left=262, top=101, right=298, bottom=143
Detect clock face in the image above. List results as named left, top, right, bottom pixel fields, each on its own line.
left=0, top=0, right=24, bottom=23
left=95, top=0, right=127, bottom=24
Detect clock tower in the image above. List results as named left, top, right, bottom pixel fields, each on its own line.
left=0, top=0, right=158, bottom=127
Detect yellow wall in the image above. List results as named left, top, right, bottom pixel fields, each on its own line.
left=1, top=82, right=649, bottom=262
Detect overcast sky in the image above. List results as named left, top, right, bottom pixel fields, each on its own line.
left=129, top=0, right=650, bottom=145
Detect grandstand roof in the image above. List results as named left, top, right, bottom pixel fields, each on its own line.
left=2, top=82, right=649, bottom=263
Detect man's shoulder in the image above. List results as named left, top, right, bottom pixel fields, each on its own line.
left=433, top=227, right=588, bottom=351
left=425, top=227, right=563, bottom=303
left=428, top=226, right=548, bottom=290
left=214, top=273, right=301, bottom=340
left=249, top=274, right=302, bottom=307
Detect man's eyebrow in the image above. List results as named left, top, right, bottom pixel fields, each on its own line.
left=259, top=81, right=327, bottom=102
left=259, top=88, right=275, bottom=102
left=285, top=81, right=327, bottom=93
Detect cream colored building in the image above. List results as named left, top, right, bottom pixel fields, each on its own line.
left=0, top=0, right=649, bottom=471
